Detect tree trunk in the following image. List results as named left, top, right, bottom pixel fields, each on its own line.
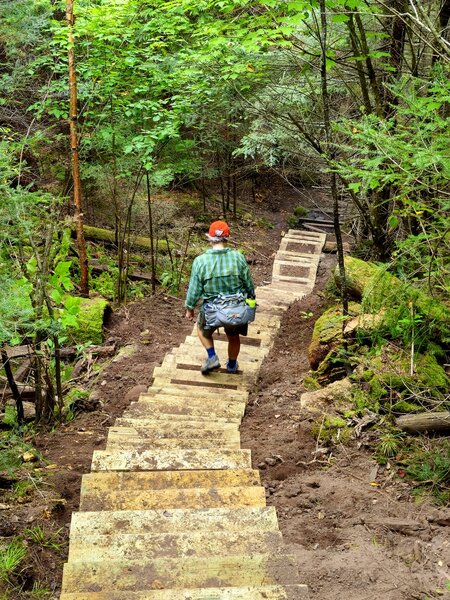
left=1, top=347, right=24, bottom=424
left=146, top=170, right=157, bottom=294
left=319, top=0, right=348, bottom=315
left=67, top=0, right=89, bottom=296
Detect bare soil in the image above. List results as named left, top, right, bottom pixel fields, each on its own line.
left=2, top=185, right=449, bottom=599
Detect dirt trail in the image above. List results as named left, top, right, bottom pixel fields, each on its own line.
left=10, top=189, right=449, bottom=599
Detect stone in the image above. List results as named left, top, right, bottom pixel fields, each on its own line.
left=300, top=378, right=354, bottom=413
left=124, top=385, right=148, bottom=404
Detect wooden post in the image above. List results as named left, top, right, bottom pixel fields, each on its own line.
left=67, top=0, right=89, bottom=297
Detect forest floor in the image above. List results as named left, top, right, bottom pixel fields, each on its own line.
left=1, top=184, right=449, bottom=600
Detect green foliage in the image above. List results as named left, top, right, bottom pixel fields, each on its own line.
left=69, top=298, right=109, bottom=345
left=376, top=430, right=406, bottom=460
left=0, top=540, right=26, bottom=584
left=405, top=441, right=450, bottom=505
left=24, top=525, right=64, bottom=550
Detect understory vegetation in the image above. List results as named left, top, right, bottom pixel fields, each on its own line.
left=1, top=0, right=450, bottom=595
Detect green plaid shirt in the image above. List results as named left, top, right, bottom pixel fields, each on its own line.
left=185, top=247, right=255, bottom=309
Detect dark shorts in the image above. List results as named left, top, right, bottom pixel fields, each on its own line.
left=197, top=306, right=248, bottom=339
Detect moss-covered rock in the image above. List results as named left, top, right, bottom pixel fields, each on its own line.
left=308, top=302, right=361, bottom=369
left=354, top=348, right=449, bottom=410
left=70, top=297, right=110, bottom=345
left=335, top=256, right=450, bottom=345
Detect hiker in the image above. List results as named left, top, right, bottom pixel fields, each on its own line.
left=185, top=220, right=256, bottom=375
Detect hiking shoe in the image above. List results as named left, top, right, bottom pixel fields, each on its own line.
left=226, top=360, right=239, bottom=374
left=201, top=354, right=221, bottom=375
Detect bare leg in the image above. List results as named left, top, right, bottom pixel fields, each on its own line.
left=226, top=334, right=240, bottom=360
left=197, top=326, right=214, bottom=351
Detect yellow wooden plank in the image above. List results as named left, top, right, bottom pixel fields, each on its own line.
left=91, top=448, right=252, bottom=471
left=108, top=422, right=239, bottom=438
left=79, top=485, right=266, bottom=512
left=104, top=435, right=240, bottom=451
left=68, top=530, right=283, bottom=562
left=61, top=554, right=300, bottom=592
left=146, top=382, right=249, bottom=400
left=80, top=469, right=260, bottom=494
left=60, top=584, right=309, bottom=600
left=114, top=417, right=240, bottom=430
left=70, top=507, right=279, bottom=537
left=123, top=397, right=246, bottom=419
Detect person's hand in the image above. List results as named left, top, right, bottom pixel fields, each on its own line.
left=185, top=308, right=195, bottom=321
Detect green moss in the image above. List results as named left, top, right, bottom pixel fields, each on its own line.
left=311, top=302, right=361, bottom=344
left=311, top=415, right=351, bottom=445
left=391, top=400, right=425, bottom=414
left=81, top=225, right=175, bottom=254
left=357, top=348, right=449, bottom=407
left=303, top=374, right=322, bottom=391
left=293, top=205, right=308, bottom=217
left=338, top=256, right=450, bottom=346
left=335, top=257, right=382, bottom=299
left=352, top=388, right=375, bottom=412
left=69, top=297, right=110, bottom=345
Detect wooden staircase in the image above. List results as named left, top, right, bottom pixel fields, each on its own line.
left=60, top=230, right=326, bottom=600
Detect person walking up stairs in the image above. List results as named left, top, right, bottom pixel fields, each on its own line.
left=59, top=229, right=326, bottom=600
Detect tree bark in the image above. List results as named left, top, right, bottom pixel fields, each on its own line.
left=319, top=0, right=348, bottom=315
left=1, top=348, right=24, bottom=424
left=67, top=0, right=89, bottom=296
left=396, top=412, right=450, bottom=433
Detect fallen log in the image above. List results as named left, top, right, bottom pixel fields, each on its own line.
left=91, top=261, right=156, bottom=283
left=396, top=411, right=450, bottom=433
left=58, top=344, right=117, bottom=359
left=74, top=225, right=176, bottom=254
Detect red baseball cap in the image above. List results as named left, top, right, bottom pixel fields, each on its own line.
left=208, top=220, right=230, bottom=239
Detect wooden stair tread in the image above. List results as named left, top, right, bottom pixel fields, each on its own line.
left=91, top=448, right=252, bottom=471
left=68, top=530, right=283, bottom=561
left=61, top=554, right=300, bottom=592
left=70, top=507, right=279, bottom=536
left=81, top=469, right=260, bottom=492
left=104, top=436, right=241, bottom=450
left=79, top=485, right=266, bottom=511
left=107, top=425, right=240, bottom=440
left=60, top=584, right=309, bottom=599
left=122, top=399, right=245, bottom=420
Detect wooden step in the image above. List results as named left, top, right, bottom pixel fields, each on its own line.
left=147, top=382, right=250, bottom=400
left=105, top=435, right=240, bottom=451
left=122, top=398, right=245, bottom=420
left=70, top=507, right=279, bottom=537
left=60, top=584, right=309, bottom=600
left=91, top=448, right=252, bottom=471
left=61, top=554, right=300, bottom=592
left=107, top=427, right=240, bottom=447
left=68, top=530, right=283, bottom=561
left=79, top=484, right=266, bottom=512
left=80, top=469, right=261, bottom=494
left=106, top=424, right=240, bottom=441
left=114, top=417, right=241, bottom=430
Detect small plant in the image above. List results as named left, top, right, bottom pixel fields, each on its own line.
left=293, top=205, right=308, bottom=217
left=0, top=540, right=26, bottom=584
left=24, top=582, right=52, bottom=599
left=25, top=525, right=64, bottom=550
left=376, top=430, right=405, bottom=460
left=405, top=441, right=450, bottom=505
